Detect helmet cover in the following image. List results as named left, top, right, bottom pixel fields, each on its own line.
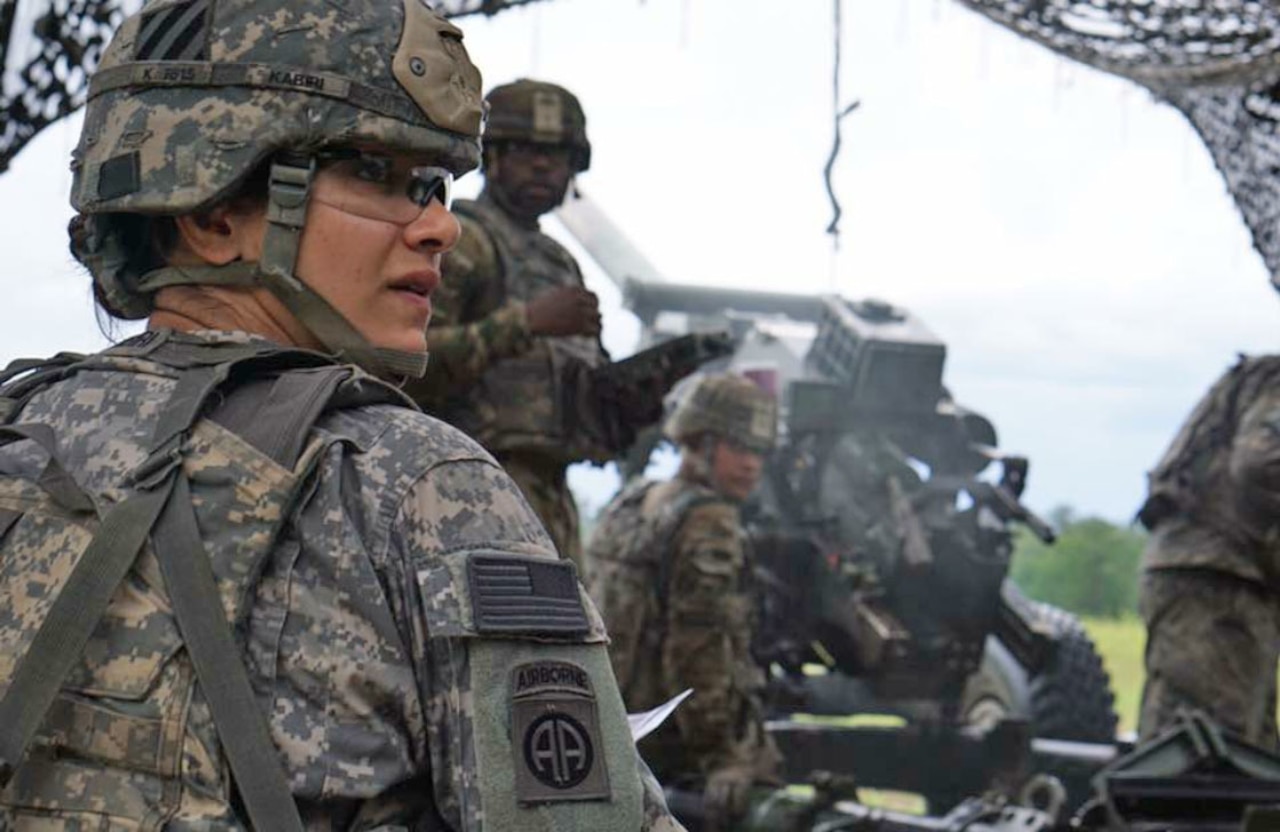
left=666, top=373, right=778, bottom=454
left=484, top=78, right=590, bottom=172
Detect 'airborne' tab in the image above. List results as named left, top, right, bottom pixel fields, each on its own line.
left=509, top=661, right=611, bottom=804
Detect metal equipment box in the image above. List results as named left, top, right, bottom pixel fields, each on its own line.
left=803, top=296, right=947, bottom=416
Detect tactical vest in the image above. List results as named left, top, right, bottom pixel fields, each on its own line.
left=1140, top=354, right=1280, bottom=583
left=0, top=330, right=651, bottom=832
left=445, top=195, right=611, bottom=464
left=584, top=478, right=721, bottom=711
left=0, top=331, right=415, bottom=831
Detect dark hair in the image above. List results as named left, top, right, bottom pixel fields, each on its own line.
left=69, top=159, right=274, bottom=327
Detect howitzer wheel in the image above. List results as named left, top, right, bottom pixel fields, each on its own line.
left=963, top=604, right=1117, bottom=743
left=1027, top=604, right=1118, bottom=742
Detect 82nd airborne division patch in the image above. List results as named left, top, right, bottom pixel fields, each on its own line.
left=511, top=660, right=611, bottom=803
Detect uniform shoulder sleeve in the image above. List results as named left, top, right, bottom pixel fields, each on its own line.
left=390, top=456, right=553, bottom=830
left=661, top=496, right=755, bottom=772
left=391, top=453, right=678, bottom=830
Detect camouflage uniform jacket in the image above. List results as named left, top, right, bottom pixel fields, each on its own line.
left=585, top=476, right=778, bottom=783
left=0, top=330, right=679, bottom=832
left=1140, top=354, right=1280, bottom=585
left=404, top=189, right=611, bottom=465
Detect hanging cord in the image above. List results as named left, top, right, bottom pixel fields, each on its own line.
left=824, top=0, right=860, bottom=246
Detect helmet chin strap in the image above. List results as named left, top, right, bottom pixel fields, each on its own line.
left=134, top=154, right=430, bottom=381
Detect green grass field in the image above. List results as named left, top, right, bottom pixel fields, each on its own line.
left=1081, top=615, right=1145, bottom=736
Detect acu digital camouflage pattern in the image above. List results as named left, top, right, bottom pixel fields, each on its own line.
left=585, top=477, right=781, bottom=788
left=1137, top=354, right=1280, bottom=748
left=0, top=0, right=545, bottom=174
left=71, top=0, right=483, bottom=319
left=0, top=330, right=679, bottom=831
left=404, top=190, right=610, bottom=565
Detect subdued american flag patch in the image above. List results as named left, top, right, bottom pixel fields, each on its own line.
left=467, top=555, right=589, bottom=636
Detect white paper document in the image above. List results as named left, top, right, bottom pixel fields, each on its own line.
left=627, top=688, right=693, bottom=743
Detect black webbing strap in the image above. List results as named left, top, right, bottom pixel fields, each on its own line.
left=151, top=472, right=304, bottom=832
left=0, top=466, right=174, bottom=785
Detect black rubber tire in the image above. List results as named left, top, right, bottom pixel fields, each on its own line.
left=1027, top=603, right=1119, bottom=742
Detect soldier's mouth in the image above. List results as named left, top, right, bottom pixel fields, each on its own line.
left=388, top=271, right=439, bottom=296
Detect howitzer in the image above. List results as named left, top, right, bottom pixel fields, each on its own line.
left=556, top=192, right=1118, bottom=812
left=745, top=297, right=1116, bottom=811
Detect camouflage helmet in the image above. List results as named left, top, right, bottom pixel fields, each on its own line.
left=483, top=79, right=591, bottom=172
left=70, top=0, right=484, bottom=378
left=666, top=373, right=778, bottom=454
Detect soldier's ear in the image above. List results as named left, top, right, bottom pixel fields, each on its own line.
left=170, top=202, right=267, bottom=266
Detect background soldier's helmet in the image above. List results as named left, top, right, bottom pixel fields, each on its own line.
left=483, top=78, right=591, bottom=172
left=666, top=373, right=778, bottom=454
left=70, top=0, right=483, bottom=376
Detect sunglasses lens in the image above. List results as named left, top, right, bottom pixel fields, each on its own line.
left=408, top=168, right=453, bottom=211
left=313, top=153, right=455, bottom=223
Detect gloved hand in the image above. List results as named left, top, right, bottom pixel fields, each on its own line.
left=703, top=763, right=757, bottom=831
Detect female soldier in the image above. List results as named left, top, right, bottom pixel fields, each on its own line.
left=0, top=2, right=679, bottom=830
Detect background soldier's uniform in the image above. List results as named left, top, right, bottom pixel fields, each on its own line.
left=1137, top=354, right=1280, bottom=749
left=406, top=190, right=610, bottom=567
left=586, top=476, right=781, bottom=788
left=0, top=332, right=678, bottom=830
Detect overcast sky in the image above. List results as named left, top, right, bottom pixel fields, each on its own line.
left=0, top=0, right=1275, bottom=524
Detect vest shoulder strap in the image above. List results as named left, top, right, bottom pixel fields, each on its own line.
left=0, top=334, right=408, bottom=830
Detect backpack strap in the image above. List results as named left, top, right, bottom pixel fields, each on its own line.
left=0, top=353, right=88, bottom=423
left=0, top=365, right=211, bottom=787
left=209, top=367, right=351, bottom=465
left=151, top=466, right=302, bottom=831
left=0, top=345, right=383, bottom=831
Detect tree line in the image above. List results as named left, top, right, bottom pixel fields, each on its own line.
left=1010, top=506, right=1145, bottom=618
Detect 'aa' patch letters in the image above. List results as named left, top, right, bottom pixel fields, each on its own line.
left=511, top=660, right=611, bottom=803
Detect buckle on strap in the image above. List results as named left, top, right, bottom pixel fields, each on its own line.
left=267, top=154, right=316, bottom=228
left=128, top=436, right=184, bottom=491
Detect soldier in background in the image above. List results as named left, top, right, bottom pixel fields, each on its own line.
left=586, top=374, right=784, bottom=831
left=1136, top=355, right=1280, bottom=750
left=405, top=78, right=605, bottom=569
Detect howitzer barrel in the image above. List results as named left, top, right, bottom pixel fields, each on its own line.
left=624, top=281, right=826, bottom=326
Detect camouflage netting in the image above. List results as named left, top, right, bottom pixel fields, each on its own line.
left=953, top=0, right=1280, bottom=287
left=0, top=0, right=548, bottom=173
left=433, top=0, right=550, bottom=15
left=0, top=0, right=136, bottom=173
